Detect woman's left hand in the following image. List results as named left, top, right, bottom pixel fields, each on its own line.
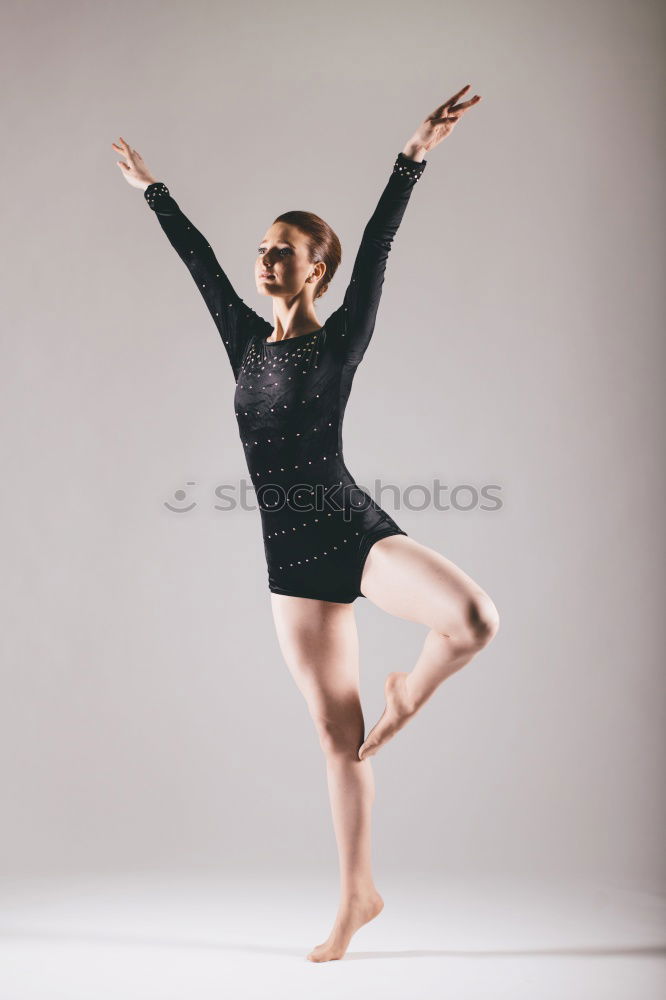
left=403, top=84, right=482, bottom=158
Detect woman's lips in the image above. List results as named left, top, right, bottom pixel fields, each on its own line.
left=259, top=273, right=275, bottom=280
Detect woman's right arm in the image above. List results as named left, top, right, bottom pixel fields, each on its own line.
left=113, top=137, right=267, bottom=379
left=143, top=181, right=267, bottom=378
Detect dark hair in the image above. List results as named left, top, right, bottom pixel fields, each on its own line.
left=272, top=210, right=341, bottom=301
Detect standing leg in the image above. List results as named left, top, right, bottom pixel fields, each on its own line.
left=269, top=593, right=384, bottom=962
left=358, top=534, right=500, bottom=759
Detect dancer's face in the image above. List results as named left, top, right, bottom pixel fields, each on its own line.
left=255, top=223, right=324, bottom=299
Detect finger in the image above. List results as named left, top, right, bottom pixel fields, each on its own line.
left=450, top=95, right=482, bottom=113
left=443, top=83, right=471, bottom=108
left=428, top=100, right=451, bottom=120
left=112, top=143, right=133, bottom=167
left=429, top=84, right=471, bottom=119
left=118, top=137, right=135, bottom=159
left=116, top=161, right=129, bottom=170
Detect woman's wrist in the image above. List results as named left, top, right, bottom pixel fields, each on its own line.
left=401, top=143, right=426, bottom=162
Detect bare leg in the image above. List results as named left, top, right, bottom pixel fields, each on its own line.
left=270, top=593, right=385, bottom=961
left=358, top=534, right=500, bottom=760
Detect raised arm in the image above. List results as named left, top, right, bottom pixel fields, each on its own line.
left=326, top=151, right=427, bottom=368
left=112, top=136, right=267, bottom=379
left=143, top=182, right=267, bottom=378
left=325, top=85, right=482, bottom=368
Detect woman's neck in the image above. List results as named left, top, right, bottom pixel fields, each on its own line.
left=267, top=300, right=322, bottom=343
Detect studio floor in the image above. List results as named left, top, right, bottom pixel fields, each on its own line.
left=0, top=872, right=664, bottom=999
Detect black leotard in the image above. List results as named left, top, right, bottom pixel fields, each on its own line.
left=144, top=151, right=427, bottom=603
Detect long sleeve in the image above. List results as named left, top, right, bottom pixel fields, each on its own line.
left=326, top=151, right=427, bottom=367
left=144, top=182, right=269, bottom=379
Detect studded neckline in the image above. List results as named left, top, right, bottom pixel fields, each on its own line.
left=264, top=326, right=324, bottom=346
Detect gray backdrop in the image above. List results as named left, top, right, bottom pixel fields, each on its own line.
left=1, top=0, right=664, bottom=893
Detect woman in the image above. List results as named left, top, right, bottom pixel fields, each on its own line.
left=112, top=84, right=499, bottom=963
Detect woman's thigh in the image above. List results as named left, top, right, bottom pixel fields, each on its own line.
left=269, top=594, right=363, bottom=724
left=360, top=534, right=499, bottom=639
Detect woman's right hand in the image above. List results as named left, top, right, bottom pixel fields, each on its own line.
left=112, top=136, right=157, bottom=191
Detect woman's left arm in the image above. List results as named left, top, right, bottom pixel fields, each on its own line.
left=326, top=150, right=427, bottom=368
left=328, top=84, right=482, bottom=368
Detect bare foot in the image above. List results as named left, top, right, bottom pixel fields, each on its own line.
left=358, top=671, right=416, bottom=761
left=307, top=890, right=384, bottom=962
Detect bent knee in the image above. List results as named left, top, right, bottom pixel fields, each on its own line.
left=466, top=591, right=500, bottom=646
left=438, top=591, right=500, bottom=650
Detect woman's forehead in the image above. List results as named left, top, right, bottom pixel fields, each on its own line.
left=261, top=223, right=305, bottom=245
